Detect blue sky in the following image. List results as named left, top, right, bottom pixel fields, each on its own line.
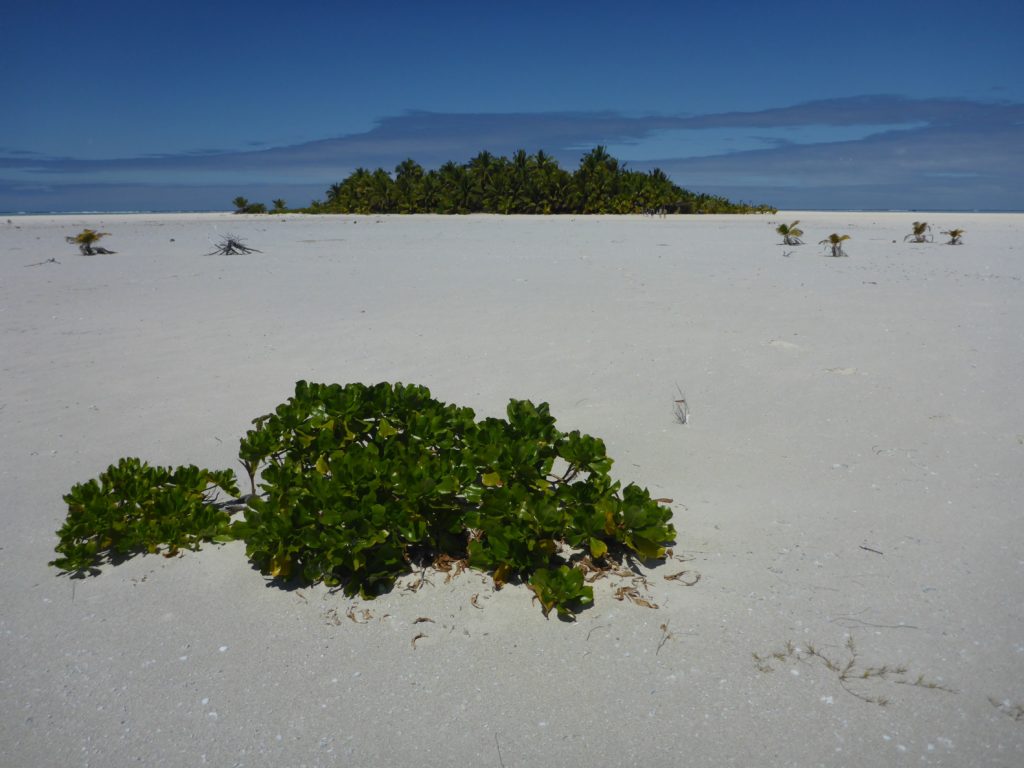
left=3, top=0, right=1022, bottom=212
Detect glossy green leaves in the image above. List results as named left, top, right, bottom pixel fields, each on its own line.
left=529, top=566, right=594, bottom=619
left=51, top=458, right=239, bottom=573
left=235, top=381, right=675, bottom=615
left=52, top=381, right=677, bottom=618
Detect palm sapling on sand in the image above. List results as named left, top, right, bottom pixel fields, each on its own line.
left=904, top=221, right=933, bottom=243
left=819, top=233, right=851, bottom=257
left=942, top=228, right=965, bottom=245
left=66, top=229, right=115, bottom=255
left=776, top=221, right=804, bottom=245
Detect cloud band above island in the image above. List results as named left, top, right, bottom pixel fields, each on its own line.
left=2, top=95, right=1021, bottom=213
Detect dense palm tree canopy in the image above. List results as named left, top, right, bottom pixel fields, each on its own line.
left=299, top=147, right=774, bottom=215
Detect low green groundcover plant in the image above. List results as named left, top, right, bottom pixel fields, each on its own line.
left=52, top=381, right=676, bottom=618
left=52, top=459, right=238, bottom=573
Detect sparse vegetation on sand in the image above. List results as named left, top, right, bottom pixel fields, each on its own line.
left=819, top=232, right=851, bottom=257
left=904, top=221, right=933, bottom=243
left=776, top=220, right=804, bottom=245
left=206, top=235, right=262, bottom=255
left=754, top=636, right=956, bottom=706
left=942, top=227, right=965, bottom=245
left=66, top=229, right=115, bottom=255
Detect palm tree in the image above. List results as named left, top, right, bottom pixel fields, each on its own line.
left=435, top=161, right=474, bottom=213
left=272, top=199, right=287, bottom=212
left=369, top=168, right=396, bottom=212
left=393, top=158, right=426, bottom=212
left=66, top=229, right=112, bottom=255
left=904, top=221, right=932, bottom=243
left=941, top=228, right=965, bottom=245
left=576, top=146, right=619, bottom=213
left=819, top=233, right=851, bottom=257
left=232, top=196, right=250, bottom=214
left=468, top=151, right=498, bottom=210
left=776, top=221, right=804, bottom=245
left=326, top=183, right=345, bottom=206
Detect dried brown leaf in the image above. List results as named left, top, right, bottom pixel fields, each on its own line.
left=664, top=570, right=701, bottom=586
left=613, top=586, right=659, bottom=609
left=345, top=606, right=373, bottom=624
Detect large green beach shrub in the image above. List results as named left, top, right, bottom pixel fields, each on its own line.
left=52, top=382, right=676, bottom=618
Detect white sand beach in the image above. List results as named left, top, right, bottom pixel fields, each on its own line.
left=2, top=211, right=1022, bottom=766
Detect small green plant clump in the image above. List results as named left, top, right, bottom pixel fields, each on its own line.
left=51, top=459, right=239, bottom=574
left=52, top=382, right=677, bottom=619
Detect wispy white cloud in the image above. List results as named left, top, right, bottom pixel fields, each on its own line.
left=2, top=96, right=1021, bottom=211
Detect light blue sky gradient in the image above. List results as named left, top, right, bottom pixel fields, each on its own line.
left=3, top=0, right=1022, bottom=211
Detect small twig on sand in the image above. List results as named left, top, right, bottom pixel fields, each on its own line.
left=672, top=384, right=689, bottom=425
left=753, top=635, right=955, bottom=706
left=495, top=734, right=506, bottom=768
left=24, top=258, right=60, bottom=267
left=859, top=545, right=884, bottom=555
left=656, top=622, right=674, bottom=654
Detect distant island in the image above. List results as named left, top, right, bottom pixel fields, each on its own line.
left=234, top=146, right=775, bottom=215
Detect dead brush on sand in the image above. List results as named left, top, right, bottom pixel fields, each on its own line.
left=206, top=234, right=262, bottom=255
left=753, top=635, right=956, bottom=706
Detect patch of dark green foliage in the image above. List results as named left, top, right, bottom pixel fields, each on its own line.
left=52, top=460, right=238, bottom=575
left=52, top=382, right=677, bottom=618
left=244, top=146, right=774, bottom=216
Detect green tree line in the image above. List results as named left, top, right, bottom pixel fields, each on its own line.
left=237, top=147, right=774, bottom=215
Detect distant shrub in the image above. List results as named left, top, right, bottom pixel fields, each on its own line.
left=285, top=147, right=773, bottom=215
left=231, top=197, right=268, bottom=214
